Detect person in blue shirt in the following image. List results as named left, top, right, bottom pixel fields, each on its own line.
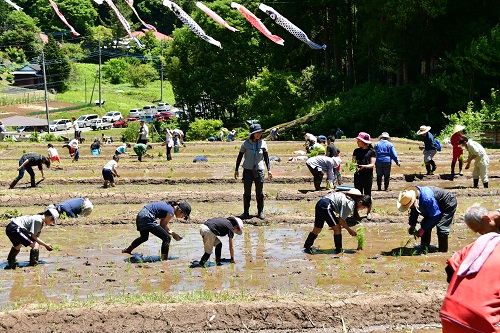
left=50, top=198, right=94, bottom=218
left=397, top=185, right=457, bottom=252
left=374, top=132, right=400, bottom=191
left=417, top=125, right=438, bottom=175
left=122, top=201, right=191, bottom=260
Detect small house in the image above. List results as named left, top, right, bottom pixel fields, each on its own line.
left=11, top=64, right=43, bottom=89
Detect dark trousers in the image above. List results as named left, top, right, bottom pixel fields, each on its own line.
left=242, top=169, right=265, bottom=213
left=129, top=225, right=171, bottom=255
left=16, top=157, right=35, bottom=186
left=354, top=173, right=373, bottom=196
left=375, top=162, right=392, bottom=189
left=166, top=146, right=172, bottom=161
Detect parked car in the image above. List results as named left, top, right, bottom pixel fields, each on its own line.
left=143, top=105, right=157, bottom=115
left=76, top=114, right=99, bottom=128
left=157, top=102, right=171, bottom=112
left=129, top=108, right=143, bottom=118
left=113, top=117, right=138, bottom=128
left=90, top=118, right=112, bottom=130
left=139, top=114, right=155, bottom=123
left=154, top=111, right=174, bottom=121
left=102, top=111, right=123, bottom=123
left=17, top=125, right=48, bottom=133
left=49, top=119, right=72, bottom=132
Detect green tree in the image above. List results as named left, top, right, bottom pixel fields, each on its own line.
left=187, top=118, right=223, bottom=140
left=43, top=35, right=72, bottom=92
left=102, top=58, right=129, bottom=84
left=0, top=11, right=42, bottom=58
left=81, top=25, right=114, bottom=51
left=126, top=62, right=158, bottom=87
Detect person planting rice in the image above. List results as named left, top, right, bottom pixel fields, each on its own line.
left=9, top=153, right=51, bottom=189
left=133, top=143, right=153, bottom=162
left=122, top=201, right=191, bottom=260
left=397, top=185, right=457, bottom=252
left=196, top=216, right=244, bottom=267
left=47, top=144, right=60, bottom=164
left=48, top=198, right=94, bottom=218
left=4, top=207, right=59, bottom=269
left=102, top=155, right=120, bottom=188
left=306, top=155, right=341, bottom=191
left=303, top=188, right=372, bottom=254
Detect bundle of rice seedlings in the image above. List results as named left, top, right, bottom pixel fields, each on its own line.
left=356, top=225, right=366, bottom=250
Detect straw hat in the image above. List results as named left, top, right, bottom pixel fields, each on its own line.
left=355, top=132, right=372, bottom=144
left=416, top=126, right=431, bottom=135
left=452, top=125, right=465, bottom=135
left=397, top=186, right=419, bottom=212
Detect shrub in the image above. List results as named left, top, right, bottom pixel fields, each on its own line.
left=123, top=121, right=141, bottom=142
left=44, top=133, right=65, bottom=142
left=103, top=58, right=130, bottom=84
left=187, top=119, right=223, bottom=141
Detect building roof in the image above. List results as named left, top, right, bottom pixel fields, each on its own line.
left=0, top=115, right=49, bottom=127
left=11, top=64, right=42, bottom=75
left=130, top=29, right=173, bottom=42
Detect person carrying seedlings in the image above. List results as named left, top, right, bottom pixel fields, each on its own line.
left=133, top=143, right=153, bottom=162
left=416, top=125, right=438, bottom=175
left=9, top=153, right=51, bottom=189
left=459, top=137, right=489, bottom=189
left=122, top=201, right=191, bottom=260
left=115, top=143, right=131, bottom=155
left=440, top=232, right=500, bottom=332
left=450, top=125, right=465, bottom=178
left=197, top=216, right=244, bottom=267
left=4, top=207, right=59, bottom=269
left=306, top=155, right=341, bottom=191
left=47, top=143, right=60, bottom=164
left=234, top=124, right=273, bottom=220
left=463, top=205, right=500, bottom=235
left=303, top=188, right=372, bottom=254
left=397, top=185, right=457, bottom=252
left=102, top=155, right=120, bottom=188
left=49, top=198, right=94, bottom=218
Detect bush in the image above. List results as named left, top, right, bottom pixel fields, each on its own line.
left=44, top=133, right=65, bottom=142
left=123, top=121, right=141, bottom=142
left=187, top=119, right=223, bottom=141
left=103, top=58, right=130, bottom=84
left=126, top=63, right=159, bottom=88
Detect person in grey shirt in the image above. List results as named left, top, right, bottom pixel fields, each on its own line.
left=306, top=155, right=341, bottom=190
left=234, top=124, right=272, bottom=220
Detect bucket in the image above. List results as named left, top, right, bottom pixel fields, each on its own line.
left=174, top=147, right=179, bottom=153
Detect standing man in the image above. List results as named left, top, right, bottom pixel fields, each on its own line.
left=137, top=120, right=149, bottom=144
left=164, top=128, right=174, bottom=160
left=397, top=185, right=457, bottom=252
left=72, top=116, right=81, bottom=142
left=416, top=125, right=438, bottom=175
left=450, top=125, right=465, bottom=177
left=374, top=132, right=400, bottom=191
left=459, top=137, right=489, bottom=188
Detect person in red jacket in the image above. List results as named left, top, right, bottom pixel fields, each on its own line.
left=450, top=124, right=465, bottom=178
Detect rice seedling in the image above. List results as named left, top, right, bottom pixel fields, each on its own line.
left=356, top=225, right=366, bottom=250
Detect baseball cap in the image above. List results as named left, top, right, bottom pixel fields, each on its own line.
left=178, top=201, right=191, bottom=220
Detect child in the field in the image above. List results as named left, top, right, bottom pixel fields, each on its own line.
left=47, top=144, right=60, bottom=164
left=102, top=155, right=120, bottom=188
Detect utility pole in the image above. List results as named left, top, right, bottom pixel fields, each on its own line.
left=98, top=34, right=102, bottom=107
left=160, top=40, right=163, bottom=102
left=41, top=50, right=50, bottom=129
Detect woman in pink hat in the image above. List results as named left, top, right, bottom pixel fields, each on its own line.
left=352, top=132, right=376, bottom=219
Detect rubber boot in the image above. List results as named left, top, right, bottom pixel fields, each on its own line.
left=376, top=178, right=382, bottom=191
left=257, top=196, right=265, bottom=219
left=334, top=234, right=343, bottom=254
left=303, top=232, right=317, bottom=254
left=450, top=162, right=456, bottom=179
left=9, top=179, right=19, bottom=189
left=313, top=179, right=322, bottom=191
left=425, top=164, right=431, bottom=175
left=458, top=160, right=463, bottom=175
left=4, top=247, right=20, bottom=270
left=438, top=234, right=449, bottom=253
left=240, top=194, right=251, bottom=220
left=473, top=179, right=479, bottom=188
left=215, top=243, right=223, bottom=265
left=161, top=249, right=169, bottom=261
left=484, top=182, right=489, bottom=189
left=30, top=177, right=36, bottom=188
left=420, top=230, right=432, bottom=251
left=29, top=249, right=39, bottom=266
left=430, top=160, right=437, bottom=173
left=122, top=245, right=134, bottom=255
left=199, top=252, right=211, bottom=267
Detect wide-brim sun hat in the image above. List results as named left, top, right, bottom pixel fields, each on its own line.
left=379, top=132, right=390, bottom=140
left=344, top=188, right=362, bottom=196
left=416, top=125, right=431, bottom=135
left=397, top=186, right=418, bottom=212
left=355, top=132, right=372, bottom=144
left=228, top=216, right=244, bottom=235
left=248, top=124, right=263, bottom=135
left=452, top=125, right=465, bottom=134
left=178, top=201, right=191, bottom=220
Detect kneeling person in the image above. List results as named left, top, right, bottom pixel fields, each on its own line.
left=198, top=216, right=243, bottom=267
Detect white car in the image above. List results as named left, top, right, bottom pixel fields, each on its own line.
left=76, top=114, right=99, bottom=128
left=143, top=105, right=158, bottom=115
left=157, top=102, right=171, bottom=112
left=102, top=111, right=123, bottom=123
left=129, top=108, right=143, bottom=118
left=49, top=119, right=72, bottom=132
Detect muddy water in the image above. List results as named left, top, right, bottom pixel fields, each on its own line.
left=0, top=223, right=478, bottom=312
